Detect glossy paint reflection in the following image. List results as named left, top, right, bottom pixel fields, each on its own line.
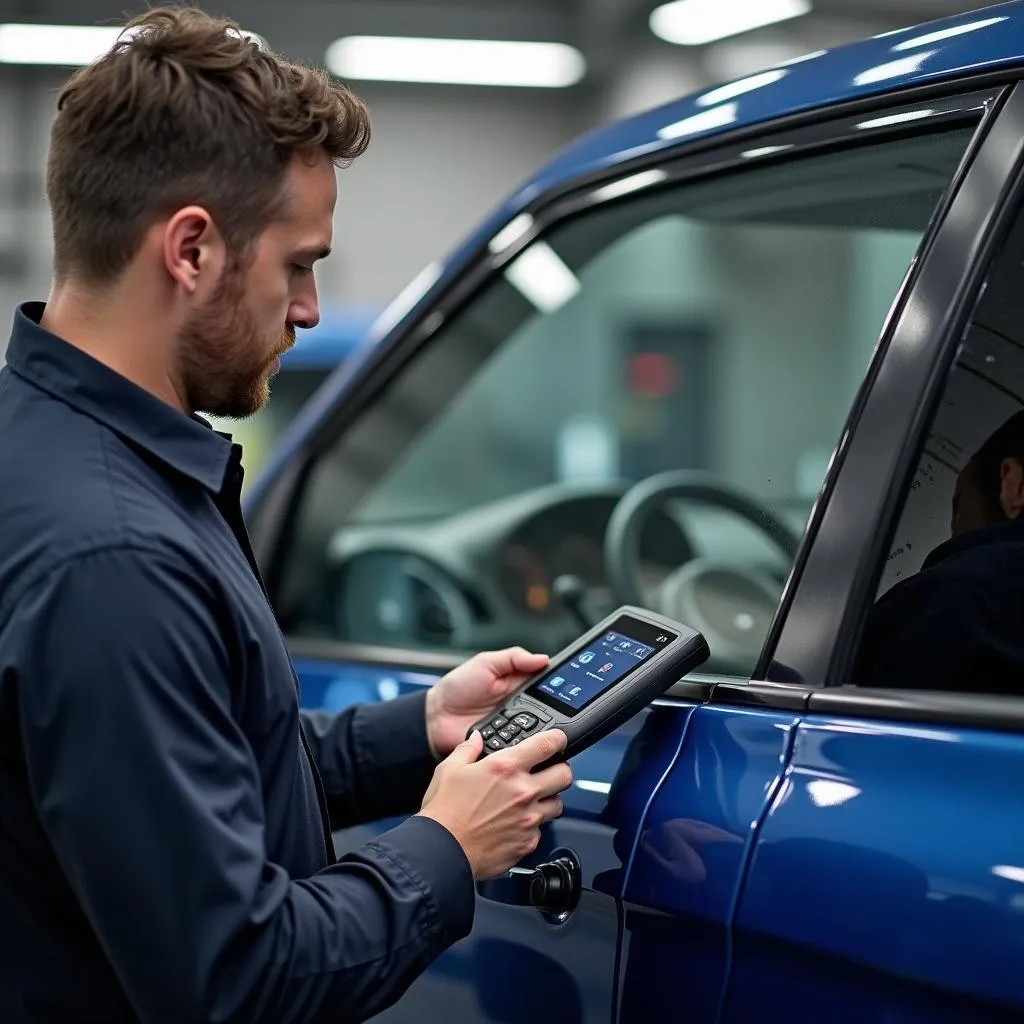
left=727, top=717, right=1024, bottom=1020
left=618, top=705, right=799, bottom=1023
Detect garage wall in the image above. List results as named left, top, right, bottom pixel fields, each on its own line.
left=0, top=68, right=585, bottom=358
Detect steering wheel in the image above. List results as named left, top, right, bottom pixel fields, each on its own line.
left=604, top=471, right=802, bottom=673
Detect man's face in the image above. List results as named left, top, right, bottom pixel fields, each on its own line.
left=179, top=150, right=336, bottom=418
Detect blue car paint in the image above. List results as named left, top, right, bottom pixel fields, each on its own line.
left=618, top=706, right=800, bottom=1022
left=246, top=5, right=1024, bottom=1022
left=244, top=1, right=1024, bottom=514
left=727, top=717, right=1024, bottom=1020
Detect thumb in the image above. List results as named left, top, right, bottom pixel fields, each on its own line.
left=447, top=729, right=484, bottom=766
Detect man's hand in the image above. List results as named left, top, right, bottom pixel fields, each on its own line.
left=419, top=729, right=572, bottom=879
left=425, top=647, right=549, bottom=758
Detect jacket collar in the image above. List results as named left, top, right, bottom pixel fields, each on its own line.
left=6, top=301, right=233, bottom=493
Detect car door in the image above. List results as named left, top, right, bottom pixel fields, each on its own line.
left=723, top=83, right=1024, bottom=1023
left=245, top=89, right=990, bottom=1022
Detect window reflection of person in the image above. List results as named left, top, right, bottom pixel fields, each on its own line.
left=856, top=411, right=1024, bottom=694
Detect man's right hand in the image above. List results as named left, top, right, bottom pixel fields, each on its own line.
left=418, top=729, right=572, bottom=879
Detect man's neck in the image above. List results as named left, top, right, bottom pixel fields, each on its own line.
left=41, top=283, right=187, bottom=414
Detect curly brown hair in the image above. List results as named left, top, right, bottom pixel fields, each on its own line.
left=46, top=6, right=370, bottom=283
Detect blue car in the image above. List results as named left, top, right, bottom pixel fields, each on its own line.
left=245, top=5, right=1024, bottom=1021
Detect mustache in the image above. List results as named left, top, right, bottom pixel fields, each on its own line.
left=273, top=327, right=297, bottom=358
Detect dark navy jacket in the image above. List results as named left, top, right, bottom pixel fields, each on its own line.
left=0, top=303, right=474, bottom=1023
left=856, top=517, right=1024, bottom=694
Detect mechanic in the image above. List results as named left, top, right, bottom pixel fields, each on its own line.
left=855, top=409, right=1024, bottom=693
left=0, top=8, right=572, bottom=1023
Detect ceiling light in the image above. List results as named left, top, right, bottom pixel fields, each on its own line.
left=892, top=16, right=1007, bottom=52
left=0, top=24, right=120, bottom=65
left=590, top=169, right=668, bottom=203
left=657, top=102, right=738, bottom=141
left=326, top=36, right=586, bottom=88
left=650, top=0, right=812, bottom=47
left=854, top=52, right=934, bottom=87
left=697, top=68, right=787, bottom=107
left=0, top=22, right=264, bottom=66
left=504, top=242, right=580, bottom=313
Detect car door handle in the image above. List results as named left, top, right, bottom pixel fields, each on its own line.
left=478, top=853, right=581, bottom=915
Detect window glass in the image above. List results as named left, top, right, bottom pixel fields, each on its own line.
left=854, top=204, right=1024, bottom=695
left=277, top=127, right=975, bottom=679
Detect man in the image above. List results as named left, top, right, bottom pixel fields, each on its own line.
left=856, top=409, right=1024, bottom=693
left=0, top=9, right=572, bottom=1023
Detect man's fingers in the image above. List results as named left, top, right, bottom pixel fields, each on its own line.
left=478, top=647, right=549, bottom=683
left=503, top=728, right=567, bottom=770
left=537, top=795, right=565, bottom=824
left=531, top=760, right=573, bottom=799
left=448, top=730, right=483, bottom=766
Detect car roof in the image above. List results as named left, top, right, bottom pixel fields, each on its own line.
left=504, top=2, right=1024, bottom=211
left=246, top=1, right=1024, bottom=506
left=368, top=3, right=1024, bottom=345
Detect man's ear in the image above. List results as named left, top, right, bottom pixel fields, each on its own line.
left=999, top=456, right=1024, bottom=520
left=161, top=206, right=225, bottom=294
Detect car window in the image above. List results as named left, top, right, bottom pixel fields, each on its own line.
left=275, top=126, right=975, bottom=679
left=852, top=199, right=1024, bottom=696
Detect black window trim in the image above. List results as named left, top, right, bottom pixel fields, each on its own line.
left=265, top=81, right=1024, bottom=733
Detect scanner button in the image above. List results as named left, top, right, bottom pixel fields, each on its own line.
left=497, top=727, right=515, bottom=742
left=490, top=715, right=509, bottom=730
left=481, top=726, right=495, bottom=740
left=485, top=737, right=504, bottom=752
left=513, top=713, right=538, bottom=731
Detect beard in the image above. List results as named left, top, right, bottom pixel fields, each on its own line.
left=178, top=268, right=294, bottom=419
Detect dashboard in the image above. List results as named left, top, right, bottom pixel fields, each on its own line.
left=306, top=481, right=797, bottom=666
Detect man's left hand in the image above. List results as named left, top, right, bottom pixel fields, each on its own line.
left=426, top=647, right=549, bottom=758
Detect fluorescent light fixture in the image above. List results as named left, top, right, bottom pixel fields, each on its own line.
left=326, top=36, right=585, bottom=88
left=488, top=213, right=535, bottom=256
left=857, top=109, right=935, bottom=130
left=854, top=52, right=934, bottom=87
left=650, top=0, right=812, bottom=47
left=657, top=102, right=737, bottom=141
left=697, top=68, right=787, bottom=107
left=504, top=242, right=580, bottom=314
left=590, top=168, right=668, bottom=203
left=893, top=16, right=1007, bottom=52
left=0, top=22, right=264, bottom=66
left=740, top=144, right=793, bottom=159
left=993, top=865, right=1024, bottom=884
left=576, top=780, right=612, bottom=795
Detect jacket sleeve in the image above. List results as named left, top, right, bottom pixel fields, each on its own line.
left=11, top=545, right=474, bottom=1024
left=299, top=695, right=439, bottom=828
